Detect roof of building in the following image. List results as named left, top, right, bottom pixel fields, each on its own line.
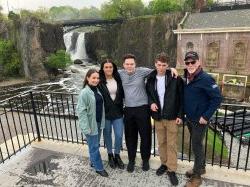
left=183, top=9, right=250, bottom=29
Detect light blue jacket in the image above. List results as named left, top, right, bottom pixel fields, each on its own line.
left=76, top=85, right=105, bottom=135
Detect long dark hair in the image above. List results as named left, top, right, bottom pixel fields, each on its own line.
left=83, top=68, right=99, bottom=88
left=99, top=59, right=121, bottom=84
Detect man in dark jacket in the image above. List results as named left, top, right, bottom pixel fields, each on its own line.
left=146, top=52, right=183, bottom=186
left=183, top=51, right=222, bottom=187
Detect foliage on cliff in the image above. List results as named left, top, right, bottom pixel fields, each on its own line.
left=0, top=39, right=21, bottom=77
left=45, top=50, right=72, bottom=75
left=101, top=0, right=145, bottom=19
left=148, top=0, right=182, bottom=14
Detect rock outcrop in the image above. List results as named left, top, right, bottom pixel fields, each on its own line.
left=16, top=17, right=65, bottom=82
left=0, top=16, right=65, bottom=82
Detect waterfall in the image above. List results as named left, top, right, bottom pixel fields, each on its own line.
left=63, top=32, right=88, bottom=63
left=63, top=31, right=98, bottom=93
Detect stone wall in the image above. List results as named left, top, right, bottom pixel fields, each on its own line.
left=85, top=13, right=184, bottom=68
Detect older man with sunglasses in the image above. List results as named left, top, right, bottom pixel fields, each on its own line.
left=183, top=51, right=222, bottom=187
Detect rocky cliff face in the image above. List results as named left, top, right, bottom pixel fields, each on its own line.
left=0, top=21, right=9, bottom=39
left=0, top=17, right=65, bottom=82
left=16, top=17, right=65, bottom=82
left=85, top=13, right=184, bottom=68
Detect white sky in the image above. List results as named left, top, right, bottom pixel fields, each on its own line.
left=0, top=0, right=151, bottom=13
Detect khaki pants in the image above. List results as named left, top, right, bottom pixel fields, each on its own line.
left=155, top=119, right=178, bottom=172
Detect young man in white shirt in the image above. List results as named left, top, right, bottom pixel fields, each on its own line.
left=146, top=52, right=183, bottom=186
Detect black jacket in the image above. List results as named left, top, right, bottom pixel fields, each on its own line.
left=98, top=77, right=124, bottom=120
left=146, top=69, right=184, bottom=121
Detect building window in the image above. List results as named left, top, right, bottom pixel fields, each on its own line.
left=232, top=41, right=247, bottom=69
left=206, top=41, right=219, bottom=67
left=186, top=42, right=194, bottom=52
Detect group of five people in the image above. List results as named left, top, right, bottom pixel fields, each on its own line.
left=76, top=51, right=222, bottom=187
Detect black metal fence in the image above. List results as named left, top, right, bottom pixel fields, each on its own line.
left=0, top=91, right=249, bottom=171
left=202, top=0, right=250, bottom=12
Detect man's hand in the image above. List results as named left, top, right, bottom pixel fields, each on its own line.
left=170, top=68, right=178, bottom=78
left=199, top=116, right=208, bottom=125
left=150, top=103, right=158, bottom=112
left=176, top=118, right=182, bottom=125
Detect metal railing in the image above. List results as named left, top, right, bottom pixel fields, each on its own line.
left=0, top=92, right=39, bottom=163
left=202, top=0, right=250, bottom=12
left=0, top=91, right=249, bottom=171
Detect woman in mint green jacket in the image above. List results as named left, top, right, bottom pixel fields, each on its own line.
left=76, top=69, right=108, bottom=177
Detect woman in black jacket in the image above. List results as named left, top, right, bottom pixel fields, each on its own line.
left=98, top=59, right=125, bottom=169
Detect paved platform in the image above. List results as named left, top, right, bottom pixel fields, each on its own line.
left=0, top=140, right=249, bottom=186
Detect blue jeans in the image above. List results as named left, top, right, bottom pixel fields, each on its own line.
left=85, top=128, right=104, bottom=171
left=103, top=117, right=124, bottom=155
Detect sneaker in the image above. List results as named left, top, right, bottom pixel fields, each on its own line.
left=142, top=160, right=150, bottom=171
left=90, top=162, right=94, bottom=168
left=184, top=174, right=202, bottom=187
left=114, top=154, right=125, bottom=169
left=156, top=164, right=167, bottom=176
left=127, top=161, right=135, bottom=173
left=167, top=171, right=178, bottom=186
left=185, top=168, right=206, bottom=178
left=96, top=170, right=109, bottom=177
left=108, top=154, right=116, bottom=169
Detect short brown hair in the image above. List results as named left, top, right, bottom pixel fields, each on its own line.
left=123, top=53, right=136, bottom=62
left=154, top=52, right=170, bottom=64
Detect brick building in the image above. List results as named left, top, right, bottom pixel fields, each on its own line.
left=174, top=9, right=250, bottom=100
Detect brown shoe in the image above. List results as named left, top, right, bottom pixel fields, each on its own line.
left=184, top=175, right=202, bottom=187
left=185, top=168, right=206, bottom=178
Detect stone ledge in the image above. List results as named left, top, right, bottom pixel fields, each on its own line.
left=31, top=139, right=250, bottom=186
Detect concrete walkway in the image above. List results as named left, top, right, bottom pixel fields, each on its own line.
left=0, top=140, right=249, bottom=187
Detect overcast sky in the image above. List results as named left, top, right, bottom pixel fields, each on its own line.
left=0, top=0, right=151, bottom=13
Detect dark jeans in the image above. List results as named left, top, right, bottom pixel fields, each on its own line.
left=124, top=105, right=152, bottom=162
left=187, top=121, right=208, bottom=175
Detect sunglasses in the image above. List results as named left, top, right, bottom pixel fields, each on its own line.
left=185, top=60, right=196, bottom=65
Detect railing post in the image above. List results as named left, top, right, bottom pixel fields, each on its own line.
left=30, top=92, right=41, bottom=142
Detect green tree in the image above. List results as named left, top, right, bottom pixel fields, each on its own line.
left=45, top=50, right=72, bottom=75
left=148, top=0, right=182, bottom=14
left=79, top=6, right=101, bottom=19
left=101, top=0, right=145, bottom=19
left=182, top=0, right=195, bottom=12
left=0, top=39, right=21, bottom=77
left=207, top=0, right=214, bottom=6
left=49, top=6, right=80, bottom=21
left=34, top=7, right=50, bottom=20
left=19, top=8, right=49, bottom=21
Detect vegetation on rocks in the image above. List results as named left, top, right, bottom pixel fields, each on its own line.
left=0, top=39, right=22, bottom=78
left=45, top=50, right=72, bottom=75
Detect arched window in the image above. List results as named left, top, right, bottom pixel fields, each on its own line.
left=186, top=42, right=194, bottom=52
left=232, top=41, right=246, bottom=69
left=206, top=41, right=219, bottom=67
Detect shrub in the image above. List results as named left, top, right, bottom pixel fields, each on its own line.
left=0, top=39, right=21, bottom=77
left=45, top=50, right=72, bottom=74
